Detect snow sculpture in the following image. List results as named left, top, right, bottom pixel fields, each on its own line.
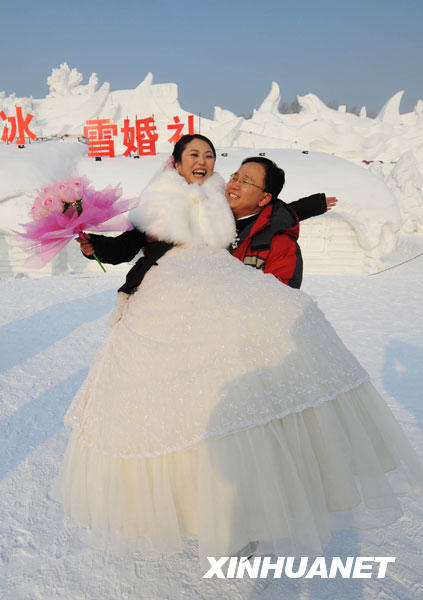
left=83, top=73, right=100, bottom=96
left=213, top=106, right=238, bottom=122
left=376, top=91, right=404, bottom=123
left=47, top=63, right=100, bottom=97
left=257, top=81, right=281, bottom=115
left=47, top=63, right=82, bottom=96
left=0, top=91, right=34, bottom=113
left=386, top=152, right=423, bottom=233
left=414, top=99, right=423, bottom=115
left=297, top=93, right=332, bottom=116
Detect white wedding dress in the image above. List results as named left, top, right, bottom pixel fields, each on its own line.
left=52, top=169, right=423, bottom=567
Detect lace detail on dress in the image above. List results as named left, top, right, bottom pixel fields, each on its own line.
left=65, top=247, right=369, bottom=458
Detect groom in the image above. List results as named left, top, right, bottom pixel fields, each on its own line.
left=225, top=156, right=336, bottom=288
left=78, top=157, right=336, bottom=291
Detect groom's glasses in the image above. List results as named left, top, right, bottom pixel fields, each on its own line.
left=229, top=173, right=266, bottom=191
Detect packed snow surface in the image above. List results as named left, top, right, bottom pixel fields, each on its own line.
left=1, top=258, right=422, bottom=599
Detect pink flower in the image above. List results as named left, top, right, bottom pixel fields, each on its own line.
left=56, top=177, right=88, bottom=204
left=30, top=176, right=92, bottom=219
left=31, top=194, right=62, bottom=219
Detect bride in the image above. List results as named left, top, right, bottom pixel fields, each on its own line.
left=52, top=134, right=423, bottom=567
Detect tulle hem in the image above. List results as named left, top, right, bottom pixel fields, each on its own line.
left=51, top=381, right=423, bottom=568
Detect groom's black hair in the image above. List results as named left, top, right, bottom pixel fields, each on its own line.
left=241, top=156, right=285, bottom=203
left=172, top=134, right=217, bottom=162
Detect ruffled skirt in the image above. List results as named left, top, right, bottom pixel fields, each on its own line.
left=51, top=381, right=423, bottom=568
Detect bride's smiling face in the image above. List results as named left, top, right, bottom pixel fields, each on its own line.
left=175, top=139, right=215, bottom=185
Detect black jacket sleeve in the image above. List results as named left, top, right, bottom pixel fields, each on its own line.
left=287, top=193, right=327, bottom=222
left=118, top=241, right=173, bottom=294
left=84, top=229, right=147, bottom=264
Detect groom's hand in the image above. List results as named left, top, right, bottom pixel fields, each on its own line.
left=326, top=196, right=338, bottom=210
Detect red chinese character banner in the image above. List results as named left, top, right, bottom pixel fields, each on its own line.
left=167, top=115, right=194, bottom=144
left=0, top=106, right=36, bottom=144
left=121, top=117, right=159, bottom=156
left=83, top=119, right=118, bottom=157
left=82, top=114, right=195, bottom=157
left=0, top=107, right=197, bottom=157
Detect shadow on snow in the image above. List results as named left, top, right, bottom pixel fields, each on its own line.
left=0, top=289, right=114, bottom=372
left=0, top=368, right=88, bottom=479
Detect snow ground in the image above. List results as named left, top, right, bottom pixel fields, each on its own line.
left=0, top=258, right=422, bottom=600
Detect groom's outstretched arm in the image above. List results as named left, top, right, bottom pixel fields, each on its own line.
left=287, top=193, right=337, bottom=221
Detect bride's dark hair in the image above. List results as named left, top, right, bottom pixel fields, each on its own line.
left=172, top=134, right=216, bottom=162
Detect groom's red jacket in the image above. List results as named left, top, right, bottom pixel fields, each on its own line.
left=231, top=200, right=303, bottom=288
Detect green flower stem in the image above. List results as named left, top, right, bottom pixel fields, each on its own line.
left=93, top=253, right=106, bottom=272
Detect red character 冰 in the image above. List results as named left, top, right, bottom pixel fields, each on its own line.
left=1, top=106, right=36, bottom=144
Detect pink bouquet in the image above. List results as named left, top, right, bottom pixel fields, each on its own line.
left=16, top=176, right=138, bottom=271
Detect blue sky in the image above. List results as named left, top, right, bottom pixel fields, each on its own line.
left=2, top=0, right=422, bottom=117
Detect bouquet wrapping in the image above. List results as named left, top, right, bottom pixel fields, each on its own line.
left=16, top=176, right=139, bottom=269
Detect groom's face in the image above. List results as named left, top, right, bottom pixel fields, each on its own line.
left=225, top=162, right=272, bottom=219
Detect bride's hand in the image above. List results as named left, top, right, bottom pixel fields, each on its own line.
left=77, top=233, right=95, bottom=256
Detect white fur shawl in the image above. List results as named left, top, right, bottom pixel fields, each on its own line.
left=129, top=170, right=236, bottom=248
